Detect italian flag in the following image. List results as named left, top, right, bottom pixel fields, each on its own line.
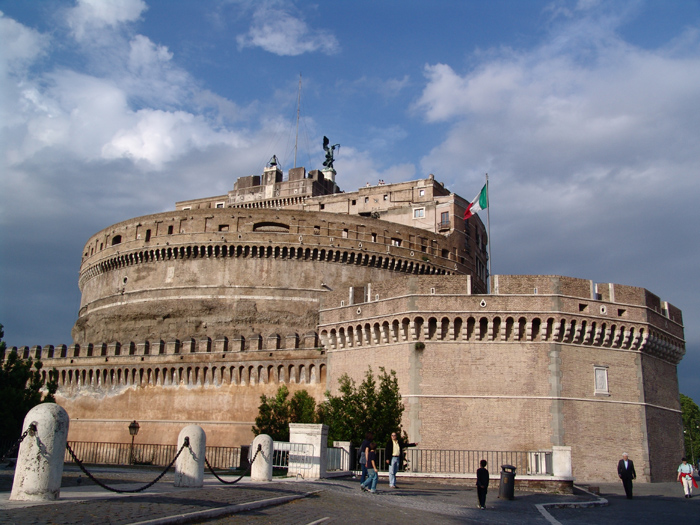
left=463, top=183, right=488, bottom=220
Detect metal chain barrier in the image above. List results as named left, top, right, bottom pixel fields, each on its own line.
left=205, top=444, right=262, bottom=485
left=65, top=437, right=190, bottom=493
left=1, top=423, right=37, bottom=464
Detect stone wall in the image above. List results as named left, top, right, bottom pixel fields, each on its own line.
left=9, top=342, right=327, bottom=447
left=319, top=274, right=685, bottom=482
left=74, top=208, right=486, bottom=344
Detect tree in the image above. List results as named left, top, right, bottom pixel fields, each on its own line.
left=252, top=385, right=318, bottom=441
left=0, top=324, right=59, bottom=442
left=318, top=366, right=405, bottom=446
left=680, top=393, right=700, bottom=464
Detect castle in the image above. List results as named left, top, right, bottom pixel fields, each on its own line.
left=5, top=162, right=685, bottom=482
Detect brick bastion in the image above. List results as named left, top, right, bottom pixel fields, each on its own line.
left=318, top=274, right=685, bottom=483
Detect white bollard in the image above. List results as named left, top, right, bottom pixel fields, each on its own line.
left=10, top=403, right=70, bottom=501
left=250, top=434, right=273, bottom=482
left=174, top=425, right=206, bottom=487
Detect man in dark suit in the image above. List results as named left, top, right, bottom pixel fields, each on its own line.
left=617, top=453, right=636, bottom=499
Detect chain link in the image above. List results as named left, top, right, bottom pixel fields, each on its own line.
left=205, top=444, right=262, bottom=485
left=65, top=437, right=190, bottom=493
left=1, top=423, right=37, bottom=464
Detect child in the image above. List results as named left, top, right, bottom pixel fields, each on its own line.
left=476, top=459, right=489, bottom=509
left=360, top=443, right=379, bottom=493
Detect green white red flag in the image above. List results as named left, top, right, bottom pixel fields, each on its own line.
left=463, top=183, right=488, bottom=220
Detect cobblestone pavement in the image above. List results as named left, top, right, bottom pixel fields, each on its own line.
left=1, top=466, right=698, bottom=525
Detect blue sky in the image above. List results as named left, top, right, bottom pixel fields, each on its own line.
left=1, top=0, right=699, bottom=402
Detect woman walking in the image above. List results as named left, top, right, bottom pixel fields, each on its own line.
left=360, top=443, right=379, bottom=494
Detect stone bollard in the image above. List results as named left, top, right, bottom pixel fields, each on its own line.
left=10, top=403, right=70, bottom=501
left=174, top=425, right=206, bottom=487
left=250, top=434, right=273, bottom=482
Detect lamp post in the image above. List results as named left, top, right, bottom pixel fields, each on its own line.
left=128, top=420, right=140, bottom=465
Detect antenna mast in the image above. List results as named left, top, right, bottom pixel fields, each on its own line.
left=294, top=74, right=301, bottom=168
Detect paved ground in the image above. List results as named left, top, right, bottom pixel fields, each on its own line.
left=1, top=465, right=698, bottom=524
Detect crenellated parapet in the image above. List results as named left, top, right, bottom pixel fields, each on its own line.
left=6, top=331, right=327, bottom=395
left=78, top=208, right=471, bottom=284
left=318, top=274, right=686, bottom=365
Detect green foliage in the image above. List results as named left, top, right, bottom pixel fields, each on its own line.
left=252, top=366, right=406, bottom=447
left=252, top=385, right=317, bottom=441
left=289, top=389, right=317, bottom=424
left=318, top=366, right=405, bottom=446
left=0, top=324, right=59, bottom=442
left=680, top=393, right=700, bottom=463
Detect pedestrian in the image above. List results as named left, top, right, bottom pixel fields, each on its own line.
left=360, top=442, right=379, bottom=493
left=476, top=459, right=489, bottom=509
left=358, top=432, right=373, bottom=484
left=677, top=457, right=697, bottom=498
left=385, top=431, right=417, bottom=489
left=617, top=453, right=636, bottom=499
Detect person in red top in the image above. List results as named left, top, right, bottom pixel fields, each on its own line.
left=677, top=457, right=697, bottom=498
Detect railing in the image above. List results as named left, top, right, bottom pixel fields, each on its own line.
left=327, top=446, right=350, bottom=471
left=359, top=449, right=552, bottom=475
left=63, top=441, right=242, bottom=469
left=271, top=442, right=314, bottom=471
left=61, top=441, right=552, bottom=476
left=406, top=449, right=535, bottom=474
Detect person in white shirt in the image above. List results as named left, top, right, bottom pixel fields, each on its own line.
left=677, top=457, right=696, bottom=498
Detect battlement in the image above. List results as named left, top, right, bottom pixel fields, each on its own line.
left=318, top=274, right=685, bottom=365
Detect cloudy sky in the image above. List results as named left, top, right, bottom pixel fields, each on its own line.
left=1, top=0, right=698, bottom=401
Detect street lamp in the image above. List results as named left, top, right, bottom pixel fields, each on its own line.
left=128, top=420, right=140, bottom=465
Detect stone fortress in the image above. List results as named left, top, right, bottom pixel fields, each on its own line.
left=5, top=160, right=686, bottom=483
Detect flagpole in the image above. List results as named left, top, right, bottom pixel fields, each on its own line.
left=486, top=173, right=491, bottom=294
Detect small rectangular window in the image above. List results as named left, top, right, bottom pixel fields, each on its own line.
left=145, top=229, right=151, bottom=242
left=579, top=303, right=588, bottom=312
left=419, top=189, right=425, bottom=197
left=371, top=233, right=377, bottom=242
left=594, top=366, right=609, bottom=395
left=168, top=225, right=174, bottom=235
left=413, top=208, right=425, bottom=219
left=342, top=229, right=348, bottom=238
left=364, top=197, right=369, bottom=203
left=383, top=195, right=388, bottom=201
left=351, top=200, right=357, bottom=206
left=215, top=202, right=225, bottom=209
left=391, top=238, right=401, bottom=247
left=218, top=224, right=229, bottom=232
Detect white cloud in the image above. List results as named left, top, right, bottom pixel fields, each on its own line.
left=416, top=23, right=700, bottom=187
left=102, top=109, right=246, bottom=168
left=412, top=11, right=700, bottom=331
left=0, top=11, right=50, bottom=73
left=67, top=0, right=147, bottom=41
left=334, top=147, right=416, bottom=190
left=236, top=2, right=339, bottom=56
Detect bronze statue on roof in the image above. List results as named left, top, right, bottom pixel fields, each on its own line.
left=323, top=136, right=340, bottom=170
